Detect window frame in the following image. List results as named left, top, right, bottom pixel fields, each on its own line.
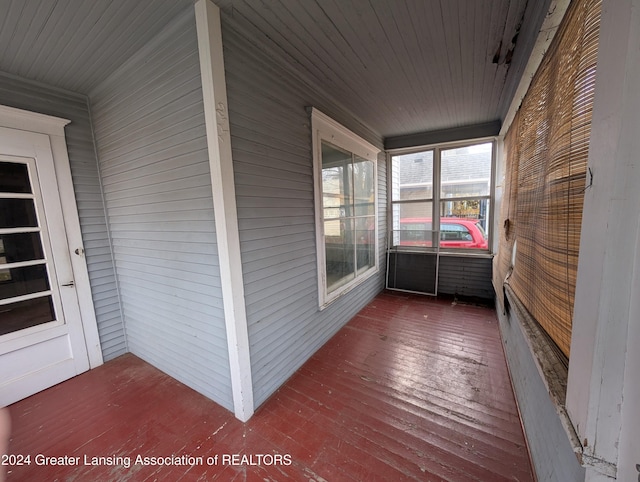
left=311, top=108, right=380, bottom=309
left=388, top=137, right=496, bottom=254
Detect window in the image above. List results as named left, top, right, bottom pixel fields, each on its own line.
left=390, top=141, right=494, bottom=251
left=494, top=0, right=601, bottom=358
left=312, top=108, right=379, bottom=308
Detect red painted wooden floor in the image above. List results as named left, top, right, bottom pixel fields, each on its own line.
left=5, top=291, right=534, bottom=481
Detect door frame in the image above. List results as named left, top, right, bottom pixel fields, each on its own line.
left=0, top=104, right=103, bottom=370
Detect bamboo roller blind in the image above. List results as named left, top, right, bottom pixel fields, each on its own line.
left=494, top=0, right=602, bottom=357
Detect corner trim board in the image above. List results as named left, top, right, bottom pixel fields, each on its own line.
left=195, top=0, right=254, bottom=421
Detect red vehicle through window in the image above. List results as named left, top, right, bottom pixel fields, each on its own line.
left=399, top=218, right=488, bottom=249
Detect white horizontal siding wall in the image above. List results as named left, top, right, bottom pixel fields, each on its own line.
left=0, top=71, right=125, bottom=361
left=221, top=21, right=387, bottom=407
left=90, top=10, right=233, bottom=409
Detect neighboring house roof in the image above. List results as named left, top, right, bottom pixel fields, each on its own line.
left=396, top=147, right=492, bottom=187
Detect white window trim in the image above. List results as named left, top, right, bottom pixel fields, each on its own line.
left=388, top=136, right=497, bottom=255
left=311, top=108, right=380, bottom=309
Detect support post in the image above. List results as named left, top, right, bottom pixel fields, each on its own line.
left=194, top=0, right=254, bottom=422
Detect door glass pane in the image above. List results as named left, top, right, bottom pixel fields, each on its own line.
left=391, top=150, right=434, bottom=201
left=0, top=264, right=50, bottom=300
left=0, top=297, right=55, bottom=336
left=0, top=161, right=58, bottom=336
left=0, top=233, right=45, bottom=264
left=0, top=162, right=32, bottom=193
left=0, top=199, right=38, bottom=228
left=441, top=143, right=492, bottom=198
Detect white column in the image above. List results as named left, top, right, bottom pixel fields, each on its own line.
left=566, top=0, right=640, bottom=479
left=194, top=0, right=254, bottom=422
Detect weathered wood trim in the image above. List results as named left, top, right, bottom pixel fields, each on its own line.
left=195, top=0, right=254, bottom=421
left=499, top=0, right=571, bottom=136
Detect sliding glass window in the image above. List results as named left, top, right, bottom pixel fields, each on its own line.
left=312, top=109, right=379, bottom=308
left=391, top=140, right=494, bottom=251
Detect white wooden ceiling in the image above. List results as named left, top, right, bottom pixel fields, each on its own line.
left=0, top=0, right=194, bottom=94
left=0, top=0, right=550, bottom=140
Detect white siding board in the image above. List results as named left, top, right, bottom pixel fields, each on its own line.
left=93, top=59, right=203, bottom=110
left=230, top=117, right=308, bottom=152
left=239, top=225, right=314, bottom=245
left=240, top=240, right=315, bottom=264
left=0, top=71, right=125, bottom=361
left=97, top=116, right=206, bottom=169
left=225, top=101, right=314, bottom=142
left=105, top=198, right=216, bottom=217
left=108, top=210, right=216, bottom=225
left=96, top=91, right=205, bottom=152
left=91, top=10, right=232, bottom=410
left=235, top=172, right=311, bottom=192
left=108, top=228, right=218, bottom=244
left=243, top=273, right=317, bottom=309
left=92, top=49, right=201, bottom=120
left=89, top=21, right=199, bottom=100
left=235, top=187, right=313, bottom=203
left=110, top=220, right=217, bottom=234
left=114, top=238, right=217, bottom=264
left=240, top=232, right=314, bottom=254
left=105, top=169, right=212, bottom=199
left=123, top=322, right=230, bottom=401
left=116, top=267, right=220, bottom=298
left=248, top=296, right=318, bottom=337
left=229, top=141, right=312, bottom=168
left=117, top=291, right=223, bottom=324
left=235, top=196, right=314, bottom=210
left=243, top=262, right=314, bottom=288
left=238, top=216, right=312, bottom=231
left=99, top=133, right=208, bottom=179
left=112, top=248, right=219, bottom=272
left=236, top=206, right=312, bottom=221
left=233, top=160, right=312, bottom=185
left=98, top=321, right=126, bottom=339
left=115, top=261, right=221, bottom=289
left=96, top=307, right=123, bottom=322
left=105, top=185, right=215, bottom=209
left=223, top=13, right=387, bottom=407
left=244, top=283, right=316, bottom=320
left=243, top=231, right=315, bottom=250
left=228, top=129, right=311, bottom=158
left=120, top=299, right=226, bottom=344
left=86, top=263, right=121, bottom=276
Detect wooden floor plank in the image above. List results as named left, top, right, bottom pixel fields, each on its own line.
left=5, top=291, right=533, bottom=481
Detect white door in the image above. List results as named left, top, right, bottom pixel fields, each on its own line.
left=0, top=126, right=91, bottom=406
